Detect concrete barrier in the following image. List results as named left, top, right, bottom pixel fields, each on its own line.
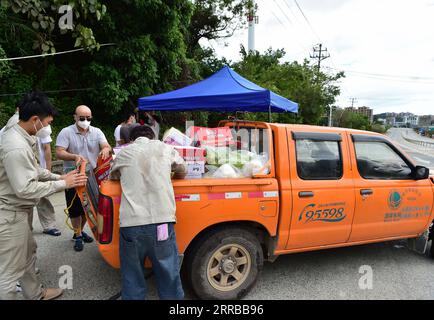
left=402, top=134, right=434, bottom=149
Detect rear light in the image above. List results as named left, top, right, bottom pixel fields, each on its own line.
left=98, top=194, right=113, bottom=244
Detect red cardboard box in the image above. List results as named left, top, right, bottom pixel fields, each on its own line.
left=186, top=126, right=235, bottom=147
left=174, top=146, right=206, bottom=162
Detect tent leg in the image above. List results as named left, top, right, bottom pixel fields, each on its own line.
left=268, top=105, right=272, bottom=123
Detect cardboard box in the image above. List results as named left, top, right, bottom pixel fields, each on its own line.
left=185, top=173, right=203, bottom=180
left=174, top=146, right=206, bottom=162
left=163, top=127, right=192, bottom=146
left=186, top=126, right=234, bottom=147
left=186, top=161, right=205, bottom=175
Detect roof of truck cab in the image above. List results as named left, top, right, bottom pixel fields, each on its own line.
left=269, top=123, right=384, bottom=137
left=222, top=120, right=385, bottom=138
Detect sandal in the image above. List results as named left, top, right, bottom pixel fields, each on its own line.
left=73, top=232, right=94, bottom=243
left=43, top=229, right=62, bottom=237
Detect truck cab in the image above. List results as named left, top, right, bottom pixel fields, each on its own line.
left=77, top=121, right=434, bottom=300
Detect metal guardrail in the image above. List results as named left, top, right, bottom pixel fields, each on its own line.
left=402, top=134, right=434, bottom=149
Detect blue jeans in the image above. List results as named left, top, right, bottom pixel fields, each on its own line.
left=119, top=223, right=184, bottom=300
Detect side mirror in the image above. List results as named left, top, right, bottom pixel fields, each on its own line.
left=414, top=166, right=430, bottom=180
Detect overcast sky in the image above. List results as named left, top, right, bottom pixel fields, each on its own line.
left=204, top=0, right=434, bottom=116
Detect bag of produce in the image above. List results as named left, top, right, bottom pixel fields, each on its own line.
left=242, top=154, right=270, bottom=177
left=212, top=164, right=242, bottom=179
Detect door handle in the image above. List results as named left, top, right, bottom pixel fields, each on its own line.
left=360, top=189, right=373, bottom=196
left=299, top=191, right=314, bottom=198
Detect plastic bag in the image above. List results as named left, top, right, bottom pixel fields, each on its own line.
left=212, top=164, right=242, bottom=179
left=205, top=146, right=231, bottom=166
left=228, top=150, right=257, bottom=168
left=241, top=153, right=270, bottom=177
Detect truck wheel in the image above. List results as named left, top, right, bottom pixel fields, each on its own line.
left=185, top=227, right=263, bottom=300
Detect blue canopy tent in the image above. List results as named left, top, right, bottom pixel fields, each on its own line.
left=138, top=66, right=298, bottom=121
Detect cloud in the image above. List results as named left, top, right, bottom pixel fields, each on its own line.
left=209, top=0, right=434, bottom=115
left=296, top=0, right=348, bottom=12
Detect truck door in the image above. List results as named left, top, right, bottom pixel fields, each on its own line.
left=348, top=134, right=434, bottom=241
left=286, top=131, right=356, bottom=249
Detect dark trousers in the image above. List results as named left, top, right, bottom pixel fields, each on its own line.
left=119, top=222, right=184, bottom=300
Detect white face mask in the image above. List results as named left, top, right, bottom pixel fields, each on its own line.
left=34, top=119, right=52, bottom=139
left=77, top=120, right=91, bottom=130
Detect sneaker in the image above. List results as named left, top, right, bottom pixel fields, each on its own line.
left=72, top=232, right=94, bottom=243
left=16, top=282, right=22, bottom=293
left=40, top=288, right=63, bottom=300
left=74, top=236, right=84, bottom=252
left=81, top=231, right=94, bottom=243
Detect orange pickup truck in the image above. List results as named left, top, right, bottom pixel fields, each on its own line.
left=77, top=121, right=434, bottom=300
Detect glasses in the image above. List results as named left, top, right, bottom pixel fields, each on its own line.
left=77, top=116, right=93, bottom=121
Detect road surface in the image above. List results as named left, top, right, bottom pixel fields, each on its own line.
left=387, top=128, right=434, bottom=170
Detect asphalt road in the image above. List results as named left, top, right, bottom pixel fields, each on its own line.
left=387, top=128, right=434, bottom=170
left=31, top=191, right=434, bottom=301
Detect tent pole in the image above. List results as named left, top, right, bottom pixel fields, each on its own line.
left=268, top=105, right=272, bottom=123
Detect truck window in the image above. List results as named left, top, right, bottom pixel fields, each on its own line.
left=295, top=140, right=343, bottom=180
left=354, top=142, right=412, bottom=180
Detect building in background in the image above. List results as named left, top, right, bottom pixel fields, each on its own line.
left=418, top=115, right=434, bottom=127
left=345, top=106, right=374, bottom=123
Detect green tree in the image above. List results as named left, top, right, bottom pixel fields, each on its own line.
left=0, top=0, right=107, bottom=53
left=0, top=1, right=195, bottom=133
left=232, top=47, right=344, bottom=125
left=334, top=109, right=370, bottom=130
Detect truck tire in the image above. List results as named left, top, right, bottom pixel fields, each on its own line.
left=185, top=227, right=263, bottom=300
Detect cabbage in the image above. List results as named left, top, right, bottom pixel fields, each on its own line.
left=205, top=146, right=256, bottom=168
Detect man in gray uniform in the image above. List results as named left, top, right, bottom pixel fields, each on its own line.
left=1, top=108, right=61, bottom=236
left=0, top=92, right=87, bottom=300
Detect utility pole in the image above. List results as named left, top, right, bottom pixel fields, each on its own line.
left=328, top=106, right=333, bottom=127
left=248, top=0, right=258, bottom=53
left=349, top=98, right=358, bottom=108
left=310, top=43, right=330, bottom=71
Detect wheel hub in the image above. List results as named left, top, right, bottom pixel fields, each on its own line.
left=207, top=244, right=252, bottom=292
left=222, top=257, right=236, bottom=274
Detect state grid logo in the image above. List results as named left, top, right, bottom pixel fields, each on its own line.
left=388, top=191, right=402, bottom=210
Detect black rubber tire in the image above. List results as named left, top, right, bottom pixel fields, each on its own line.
left=184, top=227, right=263, bottom=300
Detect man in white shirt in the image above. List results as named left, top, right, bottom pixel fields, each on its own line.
left=110, top=125, right=186, bottom=300
left=34, top=134, right=61, bottom=236
left=114, top=111, right=136, bottom=146
left=56, top=105, right=112, bottom=252
left=145, top=112, right=161, bottom=140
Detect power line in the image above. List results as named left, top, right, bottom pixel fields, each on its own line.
left=0, top=43, right=116, bottom=62
left=266, top=0, right=310, bottom=54
left=268, top=5, right=287, bottom=30
left=293, top=0, right=322, bottom=42
left=328, top=67, right=434, bottom=81
left=280, top=0, right=317, bottom=44
left=0, top=88, right=94, bottom=98
left=272, top=0, right=295, bottom=27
